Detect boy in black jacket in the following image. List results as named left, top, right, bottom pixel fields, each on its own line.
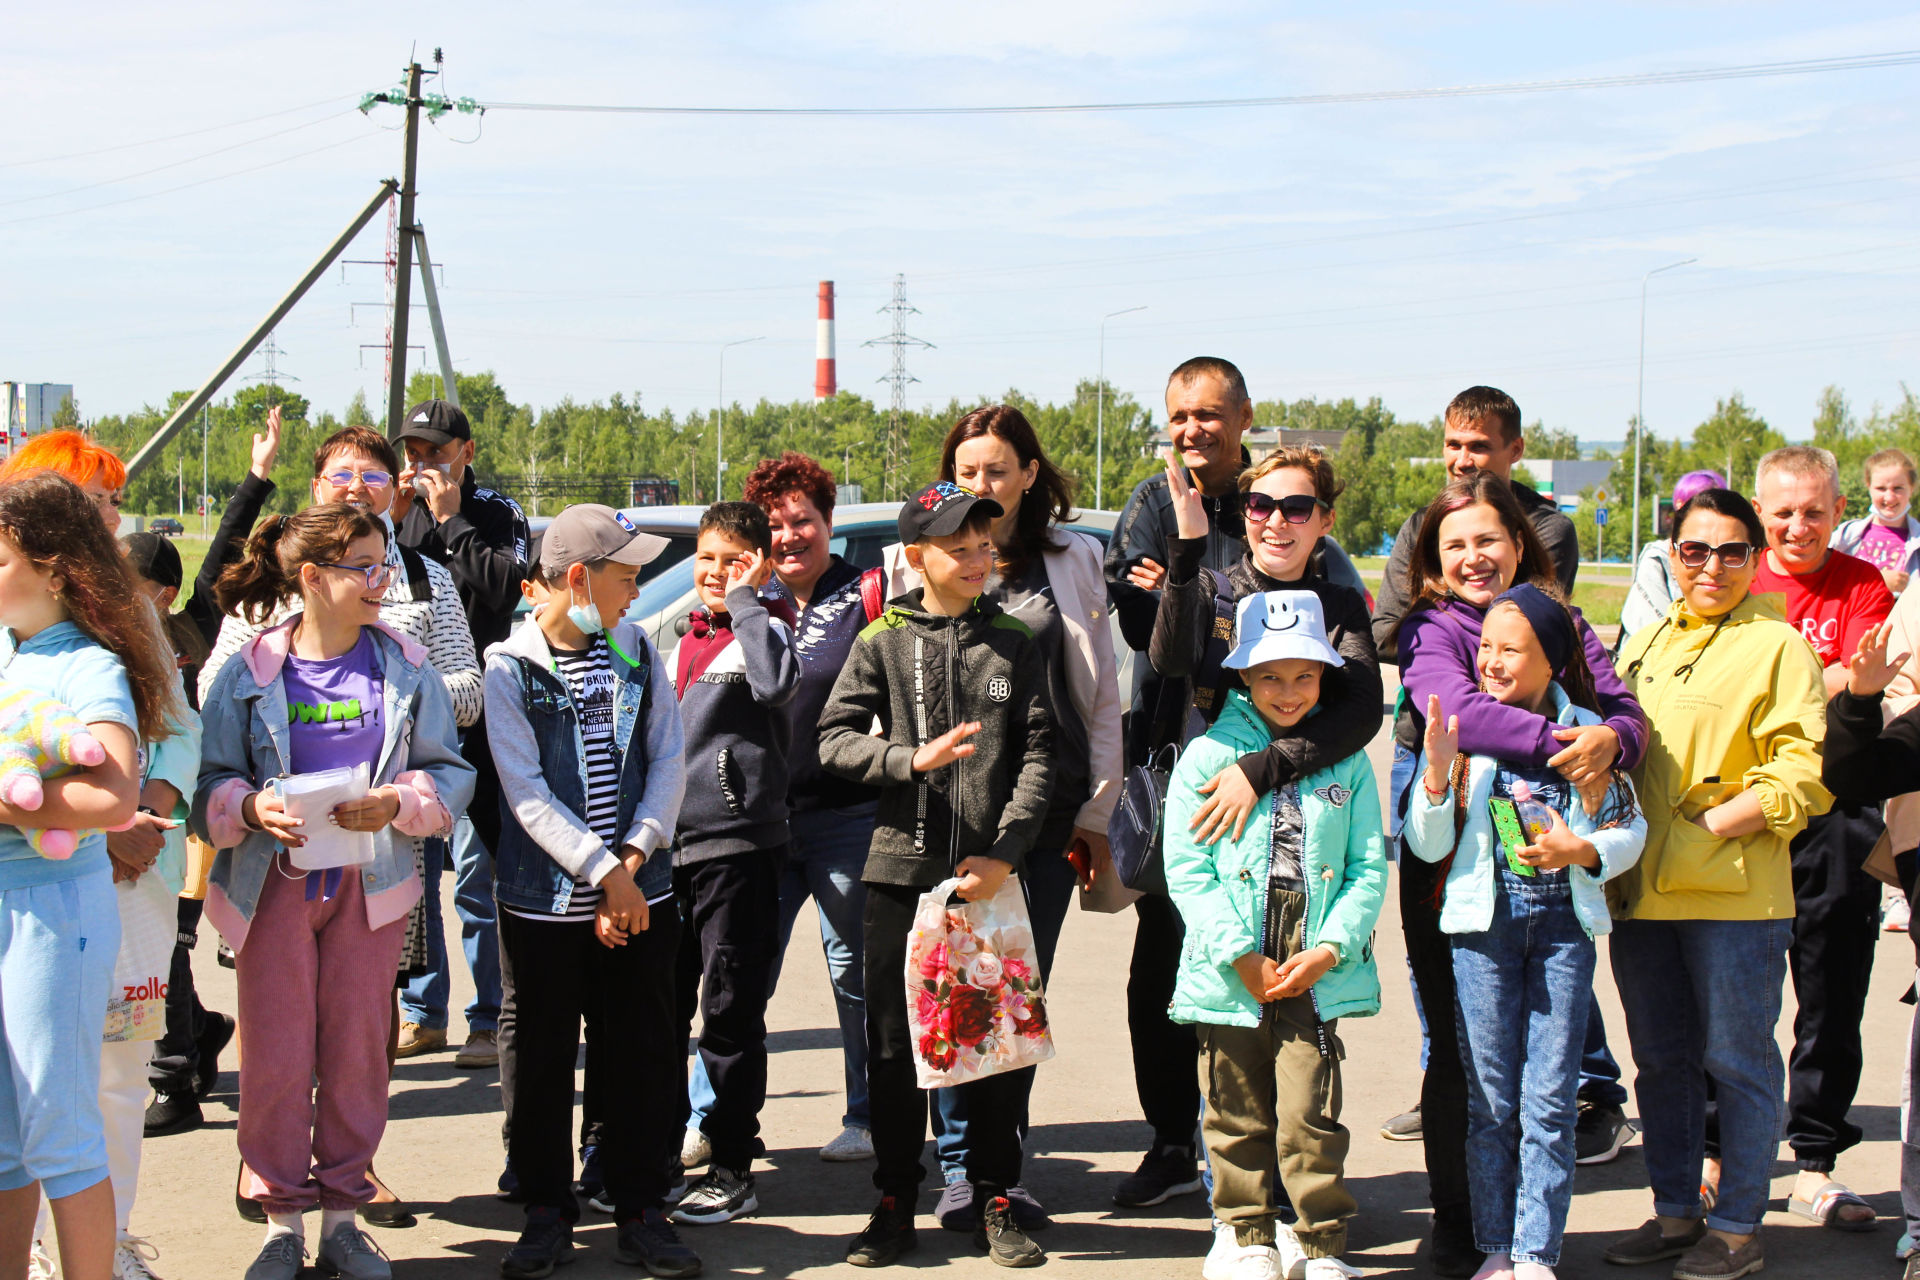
left=819, top=482, right=1054, bottom=1269
left=669, top=502, right=802, bottom=1225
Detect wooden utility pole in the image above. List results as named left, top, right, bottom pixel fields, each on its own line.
left=386, top=59, right=424, bottom=437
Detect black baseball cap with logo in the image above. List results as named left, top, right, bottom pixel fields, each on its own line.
left=898, top=480, right=1003, bottom=545
left=122, top=531, right=183, bottom=591
left=394, top=399, right=472, bottom=449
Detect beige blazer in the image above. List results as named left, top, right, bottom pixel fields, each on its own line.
left=1876, top=587, right=1920, bottom=860
left=882, top=526, right=1124, bottom=835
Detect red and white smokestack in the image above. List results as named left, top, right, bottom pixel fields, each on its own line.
left=814, top=280, right=837, bottom=400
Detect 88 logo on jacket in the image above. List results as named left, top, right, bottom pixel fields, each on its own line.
left=987, top=676, right=1011, bottom=702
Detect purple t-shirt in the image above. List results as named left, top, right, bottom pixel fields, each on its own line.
left=1856, top=521, right=1909, bottom=575
left=282, top=628, right=385, bottom=775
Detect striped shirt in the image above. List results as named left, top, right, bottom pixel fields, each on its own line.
left=505, top=638, right=620, bottom=922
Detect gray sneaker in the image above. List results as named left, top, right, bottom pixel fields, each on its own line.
left=316, top=1222, right=392, bottom=1280
left=242, top=1236, right=307, bottom=1280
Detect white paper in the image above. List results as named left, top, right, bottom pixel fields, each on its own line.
left=280, top=763, right=376, bottom=870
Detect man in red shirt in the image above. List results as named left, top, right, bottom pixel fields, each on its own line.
left=1748, top=445, right=1894, bottom=1228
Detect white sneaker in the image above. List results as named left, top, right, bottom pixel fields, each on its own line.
left=1302, top=1258, right=1362, bottom=1280
left=1887, top=893, right=1912, bottom=933
left=1229, top=1245, right=1282, bottom=1280
left=1274, top=1223, right=1310, bottom=1280
left=28, top=1239, right=54, bottom=1280
left=819, top=1124, right=875, bottom=1162
left=680, top=1125, right=712, bottom=1169
left=1203, top=1220, right=1240, bottom=1280
left=113, top=1235, right=164, bottom=1279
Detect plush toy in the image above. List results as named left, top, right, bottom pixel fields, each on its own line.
left=0, top=682, right=107, bottom=860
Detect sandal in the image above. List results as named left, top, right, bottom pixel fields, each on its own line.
left=1788, top=1179, right=1878, bottom=1232
left=1699, top=1180, right=1718, bottom=1216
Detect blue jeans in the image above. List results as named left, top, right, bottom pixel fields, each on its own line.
left=1580, top=993, right=1629, bottom=1108
left=1451, top=869, right=1593, bottom=1267
left=1611, top=916, right=1792, bottom=1236
left=931, top=825, right=1079, bottom=1182
left=400, top=816, right=502, bottom=1034
left=689, top=803, right=875, bottom=1131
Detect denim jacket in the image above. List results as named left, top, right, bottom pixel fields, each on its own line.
left=191, top=620, right=473, bottom=953
left=1407, top=684, right=1646, bottom=939
left=484, top=615, right=685, bottom=912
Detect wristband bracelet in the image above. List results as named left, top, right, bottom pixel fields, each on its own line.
left=1422, top=780, right=1448, bottom=800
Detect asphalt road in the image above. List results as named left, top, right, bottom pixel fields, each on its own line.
left=133, top=700, right=1915, bottom=1278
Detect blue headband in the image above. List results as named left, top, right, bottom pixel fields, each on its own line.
left=1490, top=582, right=1577, bottom=676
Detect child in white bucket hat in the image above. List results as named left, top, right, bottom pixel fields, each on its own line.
left=1164, top=590, right=1386, bottom=1280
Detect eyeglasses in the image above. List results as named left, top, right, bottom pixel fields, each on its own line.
left=1242, top=492, right=1330, bottom=524
left=1673, top=540, right=1754, bottom=569
left=316, top=562, right=394, bottom=591
left=319, top=468, right=392, bottom=490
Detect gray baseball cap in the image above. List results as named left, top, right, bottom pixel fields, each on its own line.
left=539, top=504, right=669, bottom=577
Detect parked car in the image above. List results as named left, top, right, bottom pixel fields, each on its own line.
left=525, top=502, right=1131, bottom=689
left=148, top=517, right=184, bottom=536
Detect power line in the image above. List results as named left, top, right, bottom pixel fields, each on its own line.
left=0, top=95, right=357, bottom=170
left=474, top=50, right=1920, bottom=117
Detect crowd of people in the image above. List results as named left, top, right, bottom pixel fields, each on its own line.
left=0, top=356, right=1914, bottom=1280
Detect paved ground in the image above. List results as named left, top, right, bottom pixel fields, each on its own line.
left=132, top=713, right=1917, bottom=1278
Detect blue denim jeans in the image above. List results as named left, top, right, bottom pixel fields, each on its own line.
left=400, top=816, right=503, bottom=1034
left=689, top=803, right=875, bottom=1131
left=931, top=821, right=1079, bottom=1182
left=1611, top=916, right=1792, bottom=1236
left=1451, top=868, right=1593, bottom=1267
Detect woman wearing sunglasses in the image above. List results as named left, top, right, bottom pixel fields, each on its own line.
left=195, top=504, right=472, bottom=1280
left=1150, top=446, right=1383, bottom=848
left=1604, top=487, right=1830, bottom=1280
left=196, top=426, right=481, bottom=1233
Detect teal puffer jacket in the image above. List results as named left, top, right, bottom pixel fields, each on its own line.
left=1164, top=689, right=1388, bottom=1028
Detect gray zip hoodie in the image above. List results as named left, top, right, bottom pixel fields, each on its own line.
left=818, top=589, right=1054, bottom=887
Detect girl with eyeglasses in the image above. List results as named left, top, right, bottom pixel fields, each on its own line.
left=1385, top=470, right=1647, bottom=1276
left=194, top=504, right=473, bottom=1280
left=1603, top=487, right=1830, bottom=1280
left=1150, top=446, right=1383, bottom=849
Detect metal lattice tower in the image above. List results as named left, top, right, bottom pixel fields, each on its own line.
left=863, top=274, right=932, bottom=500
left=250, top=331, right=299, bottom=389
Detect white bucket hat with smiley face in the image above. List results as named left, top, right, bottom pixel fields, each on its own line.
left=1223, top=590, right=1345, bottom=670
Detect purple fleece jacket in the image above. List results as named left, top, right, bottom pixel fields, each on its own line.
left=1400, top=598, right=1647, bottom=769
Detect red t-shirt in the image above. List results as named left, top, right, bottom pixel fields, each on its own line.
left=1751, top=548, right=1895, bottom=668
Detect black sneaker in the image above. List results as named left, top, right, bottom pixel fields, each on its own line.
left=1111, top=1143, right=1204, bottom=1207
left=575, top=1144, right=611, bottom=1213
left=668, top=1166, right=757, bottom=1225
left=974, top=1194, right=1045, bottom=1268
left=846, top=1195, right=917, bottom=1268
left=143, top=1090, right=203, bottom=1137
left=1380, top=1102, right=1423, bottom=1141
left=1574, top=1100, right=1633, bottom=1165
left=497, top=1161, right=526, bottom=1203
left=195, top=1011, right=236, bottom=1099
left=1427, top=1205, right=1485, bottom=1279
left=616, top=1209, right=702, bottom=1277
left=501, top=1206, right=574, bottom=1279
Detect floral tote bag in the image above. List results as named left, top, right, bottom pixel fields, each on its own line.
left=905, top=873, right=1056, bottom=1087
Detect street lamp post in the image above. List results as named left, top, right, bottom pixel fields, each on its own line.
left=716, top=337, right=763, bottom=501
left=843, top=439, right=867, bottom=483
left=1097, top=306, right=1147, bottom=511
left=1632, top=258, right=1696, bottom=565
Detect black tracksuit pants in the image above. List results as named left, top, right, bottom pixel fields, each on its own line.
left=1129, top=891, right=1204, bottom=1150
left=673, top=849, right=784, bottom=1174
left=498, top=906, right=682, bottom=1222
left=866, top=880, right=1026, bottom=1202
left=1399, top=843, right=1471, bottom=1217
left=149, top=897, right=211, bottom=1096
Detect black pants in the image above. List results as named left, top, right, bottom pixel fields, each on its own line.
left=1129, top=891, right=1203, bottom=1150
left=498, top=906, right=682, bottom=1222
left=866, top=880, right=1025, bottom=1202
left=1399, top=844, right=1471, bottom=1217
left=673, top=849, right=784, bottom=1173
left=1785, top=803, right=1885, bottom=1170
left=149, top=897, right=210, bottom=1096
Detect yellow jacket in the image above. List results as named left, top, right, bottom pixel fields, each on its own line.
left=1612, top=591, right=1831, bottom=921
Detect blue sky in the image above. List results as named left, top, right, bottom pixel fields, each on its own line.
left=4, top=3, right=1916, bottom=445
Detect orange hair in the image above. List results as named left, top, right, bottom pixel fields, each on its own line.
left=0, top=431, right=127, bottom=489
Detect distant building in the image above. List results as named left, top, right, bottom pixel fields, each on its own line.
left=1, top=382, right=73, bottom=455
left=1514, top=458, right=1616, bottom=511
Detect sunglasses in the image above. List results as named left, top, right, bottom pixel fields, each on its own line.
left=1242, top=492, right=1330, bottom=524
left=316, top=562, right=395, bottom=591
left=1673, top=540, right=1754, bottom=569
left=320, top=468, right=393, bottom=490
